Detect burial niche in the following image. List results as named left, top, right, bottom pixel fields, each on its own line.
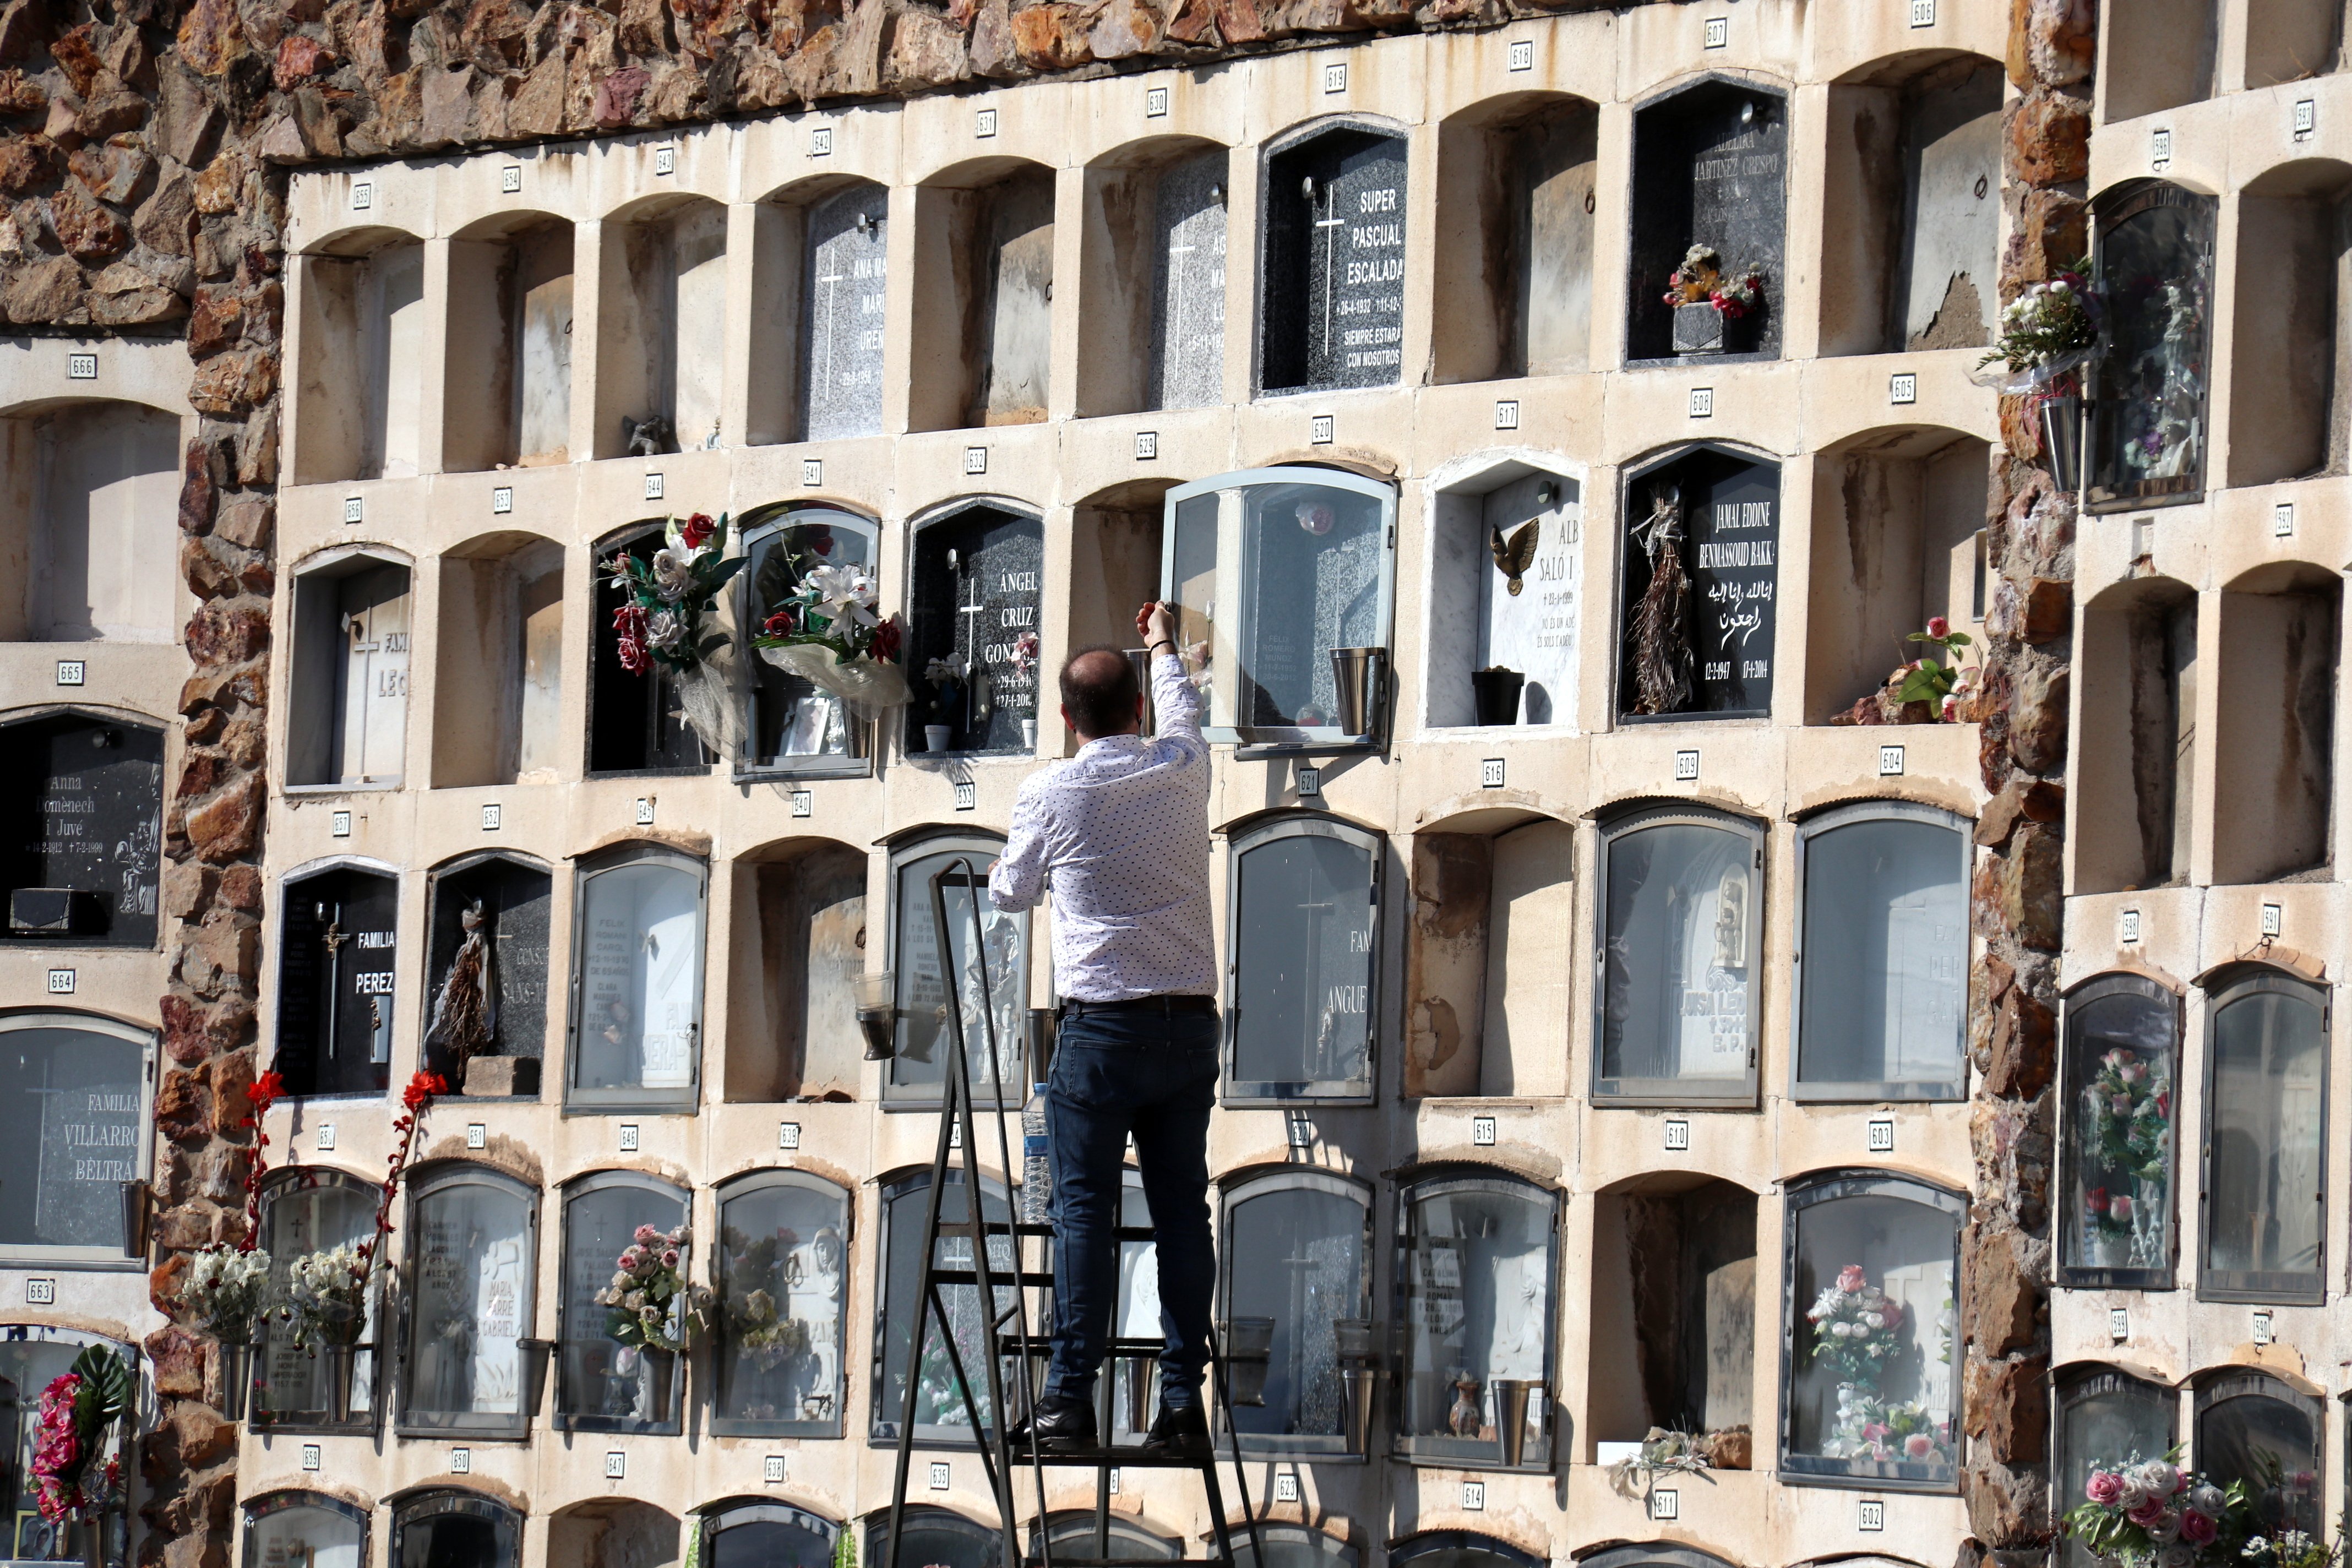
left=2089, top=182, right=2216, bottom=513
left=2075, top=578, right=2197, bottom=893
left=1394, top=1169, right=1560, bottom=1470
left=1819, top=56, right=2001, bottom=357
left=708, top=1506, right=837, bottom=1568
left=1219, top=1169, right=1372, bottom=1456
left=292, top=230, right=427, bottom=483
left=432, top=535, right=565, bottom=787
left=390, top=1494, right=521, bottom=1568
left=1077, top=141, right=1229, bottom=417
left=865, top=1509, right=998, bottom=1568
left=443, top=213, right=575, bottom=472
left=0, top=399, right=179, bottom=643
left=1432, top=94, right=1598, bottom=383
left=0, top=1012, right=150, bottom=1259
left=904, top=504, right=1043, bottom=756
left=1260, top=122, right=1409, bottom=395
left=884, top=834, right=1027, bottom=1102
left=256, top=1168, right=380, bottom=1425
left=286, top=548, right=412, bottom=789
left=566, top=844, right=707, bottom=1113
left=1626, top=79, right=1787, bottom=363
left=2059, top=975, right=2181, bottom=1290
left=400, top=1163, right=538, bottom=1437
left=2200, top=968, right=2326, bottom=1303
left=1402, top=815, right=1574, bottom=1098
left=590, top=522, right=707, bottom=775
left=2103, top=0, right=2218, bottom=121
left=0, top=712, right=161, bottom=947
left=2211, top=567, right=2337, bottom=884
left=0, top=1330, right=133, bottom=1560
left=424, top=853, right=552, bottom=1098
left=2194, top=1373, right=2323, bottom=1538
left=793, top=182, right=890, bottom=442
left=873, top=1170, right=1017, bottom=1441
left=1163, top=467, right=1398, bottom=745
left=274, top=865, right=399, bottom=1099
left=1424, top=462, right=1582, bottom=729
left=1233, top=1526, right=1358, bottom=1568
left=712, top=1172, right=852, bottom=1435
left=731, top=838, right=867, bottom=1101
left=243, top=1494, right=371, bottom=1568
left=1617, top=447, right=1779, bottom=722
left=743, top=505, right=881, bottom=775
left=559, top=1172, right=690, bottom=1433
left=596, top=197, right=728, bottom=457
left=2055, top=1370, right=2177, bottom=1568
left=1587, top=1176, right=1757, bottom=1463
left=1226, top=814, right=1381, bottom=1102
left=2228, top=161, right=2352, bottom=487
left=909, top=162, right=1056, bottom=432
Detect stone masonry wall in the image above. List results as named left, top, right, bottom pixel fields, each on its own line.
left=1959, top=1, right=2094, bottom=1565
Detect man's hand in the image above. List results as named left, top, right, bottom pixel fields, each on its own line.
left=1137, top=601, right=1176, bottom=651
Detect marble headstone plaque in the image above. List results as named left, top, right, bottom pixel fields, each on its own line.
left=1262, top=130, right=1408, bottom=393
left=1149, top=150, right=1228, bottom=411
left=800, top=184, right=889, bottom=440
left=3, top=716, right=161, bottom=945
left=909, top=510, right=1044, bottom=753
left=275, top=870, right=399, bottom=1097
left=427, top=856, right=552, bottom=1088
left=1477, top=475, right=1582, bottom=728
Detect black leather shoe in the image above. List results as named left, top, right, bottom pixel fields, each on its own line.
left=1141, top=1403, right=1211, bottom=1457
left=1006, top=1395, right=1097, bottom=1453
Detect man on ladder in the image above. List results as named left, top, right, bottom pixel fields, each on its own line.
left=988, top=600, right=1219, bottom=1458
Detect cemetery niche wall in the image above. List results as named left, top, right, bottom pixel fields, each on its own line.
left=285, top=547, right=412, bottom=789
left=0, top=711, right=161, bottom=947
left=2088, top=181, right=2215, bottom=513
left=273, top=863, right=400, bottom=1099
left=1431, top=94, right=1599, bottom=384
left=903, top=504, right=1043, bottom=757
left=1422, top=459, right=1582, bottom=730
left=1260, top=121, right=1411, bottom=395
left=423, top=852, right=553, bottom=1098
left=1076, top=140, right=1231, bottom=417
left=1625, top=78, right=1788, bottom=364
left=442, top=212, right=576, bottom=473
left=1616, top=446, right=1779, bottom=723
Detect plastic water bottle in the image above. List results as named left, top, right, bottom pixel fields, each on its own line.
left=1021, top=1082, right=1052, bottom=1222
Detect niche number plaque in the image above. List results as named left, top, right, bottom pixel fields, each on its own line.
left=1688, top=386, right=1713, bottom=418
left=1461, top=1480, right=1485, bottom=1511
left=1295, top=765, right=1321, bottom=798
left=1310, top=414, right=1335, bottom=445
left=1664, top=1119, right=1690, bottom=1151
left=779, top=1123, right=802, bottom=1150
left=1145, top=85, right=1169, bottom=117
left=1674, top=749, right=1700, bottom=782
left=954, top=781, right=977, bottom=812
left=765, top=1456, right=787, bottom=1483
left=791, top=791, right=813, bottom=818
left=1471, top=1115, right=1496, bottom=1146
left=332, top=810, right=352, bottom=837
left=1867, top=1117, right=1896, bottom=1154
left=606, top=1451, right=628, bottom=1479
left=1494, top=400, right=1520, bottom=430
left=1652, top=1490, right=1679, bottom=1521
left=636, top=798, right=656, bottom=825
left=965, top=446, right=988, bottom=475
left=1135, top=431, right=1159, bottom=460
left=55, top=661, right=84, bottom=686
left=23, top=1279, right=55, bottom=1306
left=492, top=486, right=513, bottom=514
left=466, top=1124, right=487, bottom=1150
left=67, top=352, right=95, bottom=380
left=618, top=1124, right=641, bottom=1152
left=2252, top=1310, right=2273, bottom=1346
left=1274, top=1474, right=1300, bottom=1504
left=929, top=1462, right=951, bottom=1491
left=2120, top=909, right=2142, bottom=945
left=803, top=458, right=824, bottom=487
left=1702, top=15, right=1727, bottom=47
left=1859, top=1500, right=1885, bottom=1532
left=2109, top=1306, right=2130, bottom=1340
left=2261, top=903, right=2283, bottom=938
left=46, top=969, right=73, bottom=994
left=1483, top=758, right=1505, bottom=787
left=1889, top=372, right=1917, bottom=405
left=1508, top=39, right=1533, bottom=70
left=302, top=1445, right=322, bottom=1472
left=1879, top=744, right=1905, bottom=776
left=481, top=803, right=502, bottom=831
left=450, top=1447, right=471, bottom=1474
left=644, top=473, right=665, bottom=500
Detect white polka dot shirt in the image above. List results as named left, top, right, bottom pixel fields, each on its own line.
left=988, top=652, right=1216, bottom=1001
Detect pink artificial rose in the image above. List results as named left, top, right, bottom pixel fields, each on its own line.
left=1836, top=1265, right=1867, bottom=1293
left=2085, top=1471, right=2125, bottom=1506
left=2109, top=1194, right=2134, bottom=1223
left=2127, top=1499, right=2168, bottom=1528
left=1927, top=616, right=1951, bottom=638
left=660, top=1249, right=682, bottom=1267
left=1904, top=1434, right=1937, bottom=1460
left=635, top=1224, right=662, bottom=1245
left=2180, top=1512, right=2218, bottom=1546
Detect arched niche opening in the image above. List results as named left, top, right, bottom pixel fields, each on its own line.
left=1259, top=119, right=1409, bottom=396
left=564, top=842, right=707, bottom=1114
left=1077, top=138, right=1230, bottom=417
left=1402, top=810, right=1573, bottom=1098
left=243, top=1491, right=371, bottom=1568
left=749, top=176, right=889, bottom=445
left=1224, top=812, right=1382, bottom=1102
left=557, top=1172, right=692, bottom=1434
left=2212, top=563, right=2337, bottom=885
left=863, top=1507, right=996, bottom=1568
left=2058, top=973, right=2182, bottom=1289
left=285, top=545, right=413, bottom=789
left=1819, top=53, right=2001, bottom=357
left=1030, top=1514, right=1182, bottom=1564
left=872, top=1169, right=1018, bottom=1442
left=1616, top=445, right=1781, bottom=723
left=903, top=502, right=1044, bottom=758
left=2246, top=0, right=2345, bottom=89
left=1806, top=427, right=1991, bottom=724
left=1431, top=92, right=1598, bottom=384
left=255, top=1167, right=382, bottom=1429
left=391, top=1491, right=523, bottom=1568
left=0, top=710, right=162, bottom=946
left=1217, top=1167, right=1373, bottom=1457
left=546, top=1501, right=678, bottom=1568
left=0, top=1327, right=135, bottom=1562
left=1233, top=1525, right=1358, bottom=1568
left=712, top=1172, right=852, bottom=1436
left=2054, top=1367, right=2178, bottom=1568
left=0, top=1011, right=152, bottom=1261
left=443, top=211, right=575, bottom=473
left=399, top=1161, right=541, bottom=1439
left=2074, top=575, right=2197, bottom=894
left=1423, top=457, right=1583, bottom=732
left=881, top=830, right=1027, bottom=1103
left=2193, top=1370, right=2323, bottom=1536
left=1069, top=482, right=1172, bottom=732
left=2228, top=160, right=2352, bottom=487
left=594, top=195, right=728, bottom=458
left=273, top=861, right=399, bottom=1099
left=2198, top=966, right=2327, bottom=1304
left=2088, top=181, right=2217, bottom=514
left=909, top=159, right=1057, bottom=432
left=727, top=836, right=868, bottom=1101
left=1389, top=1529, right=1545, bottom=1568
left=0, top=397, right=179, bottom=643
left=589, top=520, right=709, bottom=776
left=2103, top=0, right=2217, bottom=121
left=1586, top=1174, right=1756, bottom=1463
left=705, top=1503, right=836, bottom=1568
left=423, top=851, right=552, bottom=1098
left=1625, top=77, right=1787, bottom=365
left=738, top=503, right=881, bottom=777
left=293, top=227, right=427, bottom=483
left=433, top=531, right=565, bottom=788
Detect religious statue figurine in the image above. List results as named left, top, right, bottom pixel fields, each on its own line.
left=1628, top=482, right=1694, bottom=716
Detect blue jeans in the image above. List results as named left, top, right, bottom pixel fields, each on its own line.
left=1043, top=1006, right=1220, bottom=1412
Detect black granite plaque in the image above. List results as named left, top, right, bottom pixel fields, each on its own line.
left=276, top=869, right=399, bottom=1097
left=426, top=855, right=552, bottom=1092
left=1, top=715, right=162, bottom=946
left=1626, top=79, right=1788, bottom=363
left=1618, top=448, right=1780, bottom=720
left=1262, top=128, right=1408, bottom=394
left=906, top=508, right=1044, bottom=754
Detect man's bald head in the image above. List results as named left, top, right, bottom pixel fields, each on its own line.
left=1060, top=645, right=1142, bottom=740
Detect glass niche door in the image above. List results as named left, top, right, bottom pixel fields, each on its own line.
left=243, top=1492, right=369, bottom=1568
left=712, top=1172, right=852, bottom=1437
left=0, top=1013, right=150, bottom=1264
left=2058, top=974, right=2181, bottom=1290
left=557, top=1173, right=690, bottom=1435
left=1592, top=805, right=1763, bottom=1106
left=401, top=1165, right=539, bottom=1437
left=2199, top=970, right=2327, bottom=1303
left=1164, top=467, right=1398, bottom=747
left=1224, top=815, right=1381, bottom=1103
left=885, top=839, right=1027, bottom=1103
left=1393, top=1172, right=1560, bottom=1471
left=2054, top=1369, right=2177, bottom=1568
left=566, top=845, right=707, bottom=1113
left=740, top=507, right=881, bottom=777
left=389, top=1493, right=521, bottom=1568
left=0, top=1330, right=134, bottom=1567
left=1218, top=1170, right=1372, bottom=1457
left=255, top=1169, right=380, bottom=1430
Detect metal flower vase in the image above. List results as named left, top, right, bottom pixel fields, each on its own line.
left=1470, top=668, right=1524, bottom=727
left=637, top=1346, right=679, bottom=1422
left=320, top=1343, right=359, bottom=1424
left=516, top=1338, right=555, bottom=1419
left=1333, top=1318, right=1377, bottom=1457
left=1490, top=1378, right=1536, bottom=1467
left=1329, top=648, right=1386, bottom=739
left=2040, top=394, right=2084, bottom=493
left=855, top=970, right=897, bottom=1061
left=216, top=1340, right=258, bottom=1423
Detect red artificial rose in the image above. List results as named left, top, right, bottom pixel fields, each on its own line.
left=870, top=616, right=904, bottom=663
left=679, top=513, right=717, bottom=549
left=1927, top=615, right=1951, bottom=639
left=249, top=1070, right=287, bottom=1108
left=763, top=607, right=798, bottom=637
left=613, top=603, right=651, bottom=674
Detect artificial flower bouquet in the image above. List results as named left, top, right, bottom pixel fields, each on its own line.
left=753, top=556, right=911, bottom=720
left=283, top=1243, right=372, bottom=1349
left=1805, top=1263, right=1909, bottom=1387
left=597, top=1223, right=707, bottom=1353
left=1663, top=244, right=1766, bottom=318
left=2065, top=1454, right=2257, bottom=1568
left=179, top=1244, right=273, bottom=1343
left=1978, top=270, right=2100, bottom=393
left=1821, top=1386, right=1953, bottom=1467
left=606, top=512, right=748, bottom=754
left=31, top=1344, right=130, bottom=1528
left=1893, top=617, right=1979, bottom=721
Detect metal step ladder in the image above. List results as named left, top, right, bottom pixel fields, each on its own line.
left=883, top=859, right=1264, bottom=1568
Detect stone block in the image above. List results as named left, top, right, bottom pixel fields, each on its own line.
left=184, top=774, right=264, bottom=862
left=2005, top=90, right=2088, bottom=187
left=1965, top=1352, right=2050, bottom=1463
left=1963, top=1222, right=2039, bottom=1359
left=2008, top=660, right=2070, bottom=774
